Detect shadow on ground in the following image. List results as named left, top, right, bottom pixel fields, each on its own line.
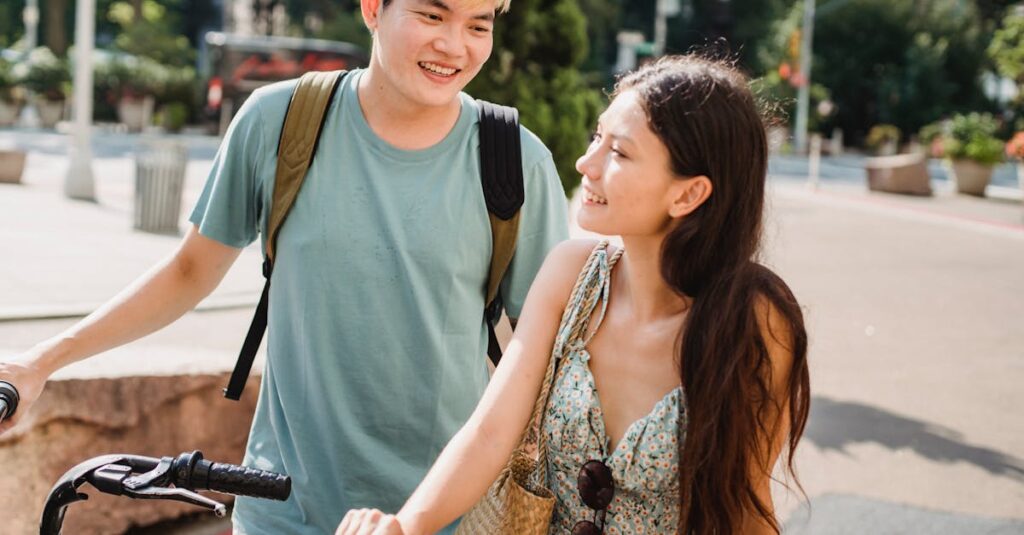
left=805, top=396, right=1024, bottom=481
left=785, top=494, right=1024, bottom=534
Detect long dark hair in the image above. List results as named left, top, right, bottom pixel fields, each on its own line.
left=616, top=55, right=810, bottom=533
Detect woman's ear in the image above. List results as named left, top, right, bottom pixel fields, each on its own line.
left=361, top=0, right=382, bottom=32
left=668, top=175, right=712, bottom=219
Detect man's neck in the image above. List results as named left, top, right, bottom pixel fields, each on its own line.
left=357, top=66, right=463, bottom=151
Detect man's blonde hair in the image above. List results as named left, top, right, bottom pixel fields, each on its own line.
left=382, top=0, right=511, bottom=13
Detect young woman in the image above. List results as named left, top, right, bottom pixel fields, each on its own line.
left=337, top=54, right=810, bottom=535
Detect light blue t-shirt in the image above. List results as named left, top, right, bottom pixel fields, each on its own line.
left=189, top=70, right=569, bottom=534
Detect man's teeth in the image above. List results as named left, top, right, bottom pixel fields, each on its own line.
left=585, top=190, right=607, bottom=204
left=419, top=62, right=458, bottom=76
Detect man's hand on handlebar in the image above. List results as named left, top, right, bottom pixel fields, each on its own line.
left=0, top=352, right=49, bottom=434
left=336, top=508, right=406, bottom=535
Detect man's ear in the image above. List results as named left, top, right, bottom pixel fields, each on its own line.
left=668, top=175, right=712, bottom=219
left=361, top=0, right=383, bottom=32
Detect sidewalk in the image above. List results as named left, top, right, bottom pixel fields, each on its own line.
left=1, top=131, right=1022, bottom=532
left=0, top=132, right=265, bottom=321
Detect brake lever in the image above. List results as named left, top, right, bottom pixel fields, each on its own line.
left=86, top=458, right=227, bottom=516
left=121, top=486, right=228, bottom=517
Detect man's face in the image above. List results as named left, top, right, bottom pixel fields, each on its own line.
left=366, top=0, right=495, bottom=108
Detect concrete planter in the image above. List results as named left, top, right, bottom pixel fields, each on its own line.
left=0, top=99, right=21, bottom=126
left=0, top=149, right=26, bottom=184
left=34, top=97, right=65, bottom=128
left=117, top=96, right=155, bottom=132
left=864, top=152, right=932, bottom=195
left=948, top=159, right=994, bottom=196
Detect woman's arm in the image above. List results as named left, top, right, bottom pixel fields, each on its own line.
left=740, top=297, right=798, bottom=534
left=337, top=240, right=600, bottom=535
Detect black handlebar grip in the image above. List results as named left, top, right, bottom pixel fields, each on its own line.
left=201, top=462, right=291, bottom=501
left=0, top=381, right=19, bottom=423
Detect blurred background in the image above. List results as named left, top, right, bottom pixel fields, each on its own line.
left=0, top=0, right=1022, bottom=533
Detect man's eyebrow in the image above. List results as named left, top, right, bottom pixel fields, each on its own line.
left=419, top=0, right=494, bottom=22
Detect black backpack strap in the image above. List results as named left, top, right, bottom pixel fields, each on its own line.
left=224, top=70, right=346, bottom=401
left=477, top=99, right=524, bottom=366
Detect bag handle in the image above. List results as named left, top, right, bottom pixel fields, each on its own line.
left=513, top=241, right=622, bottom=482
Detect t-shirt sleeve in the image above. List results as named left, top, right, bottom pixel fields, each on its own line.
left=188, top=93, right=268, bottom=249
left=498, top=153, right=570, bottom=319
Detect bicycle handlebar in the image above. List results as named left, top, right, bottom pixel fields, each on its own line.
left=0, top=381, right=19, bottom=423
left=40, top=451, right=290, bottom=535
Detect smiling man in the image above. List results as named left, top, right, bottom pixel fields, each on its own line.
left=0, top=0, right=567, bottom=533
left=192, top=0, right=569, bottom=532
left=199, top=0, right=569, bottom=532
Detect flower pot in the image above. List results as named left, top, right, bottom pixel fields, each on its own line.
left=0, top=150, right=26, bottom=183
left=948, top=159, right=994, bottom=196
left=34, top=97, right=65, bottom=128
left=117, top=96, right=155, bottom=132
left=0, top=100, right=21, bottom=127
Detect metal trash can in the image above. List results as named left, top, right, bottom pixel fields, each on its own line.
left=134, top=141, right=187, bottom=235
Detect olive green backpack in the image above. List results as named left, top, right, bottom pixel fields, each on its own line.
left=224, top=70, right=525, bottom=400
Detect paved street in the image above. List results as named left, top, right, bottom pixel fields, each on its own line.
left=1, top=129, right=1022, bottom=532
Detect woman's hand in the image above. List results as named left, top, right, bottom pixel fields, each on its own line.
left=336, top=509, right=406, bottom=535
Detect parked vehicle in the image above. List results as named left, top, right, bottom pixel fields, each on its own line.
left=200, top=32, right=369, bottom=134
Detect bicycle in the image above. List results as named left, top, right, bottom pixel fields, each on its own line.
left=0, top=380, right=292, bottom=535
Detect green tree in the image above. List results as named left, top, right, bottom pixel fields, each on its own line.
left=0, top=0, right=26, bottom=49
left=108, top=0, right=195, bottom=67
left=801, top=0, right=993, bottom=144
left=989, top=11, right=1024, bottom=93
left=666, top=0, right=792, bottom=74
left=467, top=0, right=604, bottom=196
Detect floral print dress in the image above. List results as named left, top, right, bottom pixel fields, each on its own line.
left=542, top=242, right=686, bottom=534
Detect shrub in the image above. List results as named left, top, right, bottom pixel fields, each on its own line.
left=865, top=124, right=901, bottom=152
left=944, top=113, right=1004, bottom=165
left=12, top=47, right=70, bottom=101
left=0, top=58, right=22, bottom=103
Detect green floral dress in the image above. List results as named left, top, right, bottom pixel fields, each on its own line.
left=542, top=242, right=685, bottom=534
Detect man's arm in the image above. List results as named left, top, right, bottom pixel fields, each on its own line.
left=0, top=226, right=242, bottom=434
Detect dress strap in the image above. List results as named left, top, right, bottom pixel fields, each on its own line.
left=557, top=241, right=622, bottom=350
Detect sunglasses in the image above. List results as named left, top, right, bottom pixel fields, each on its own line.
left=572, top=459, right=616, bottom=535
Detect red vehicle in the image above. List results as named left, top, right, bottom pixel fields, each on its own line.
left=201, top=32, right=369, bottom=133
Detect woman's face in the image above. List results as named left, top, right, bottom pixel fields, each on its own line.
left=575, top=90, right=699, bottom=238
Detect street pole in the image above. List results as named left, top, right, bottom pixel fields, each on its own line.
left=794, top=0, right=816, bottom=154
left=23, top=0, right=39, bottom=51
left=653, top=0, right=680, bottom=57
left=65, top=0, right=96, bottom=201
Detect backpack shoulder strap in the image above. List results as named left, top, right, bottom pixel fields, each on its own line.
left=265, top=69, right=347, bottom=264
left=224, top=69, right=346, bottom=401
left=477, top=99, right=524, bottom=366
left=477, top=99, right=524, bottom=308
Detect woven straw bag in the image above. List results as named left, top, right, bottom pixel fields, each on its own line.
left=456, top=241, right=618, bottom=535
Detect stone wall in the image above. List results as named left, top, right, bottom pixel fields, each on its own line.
left=0, top=372, right=259, bottom=534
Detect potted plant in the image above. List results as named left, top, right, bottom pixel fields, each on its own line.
left=943, top=113, right=1005, bottom=196
left=865, top=124, right=901, bottom=156
left=0, top=58, right=25, bottom=127
left=918, top=120, right=948, bottom=159
left=13, top=47, right=70, bottom=128
left=1007, top=130, right=1024, bottom=197
left=97, top=56, right=166, bottom=131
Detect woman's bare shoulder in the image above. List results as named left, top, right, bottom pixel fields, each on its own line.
left=531, top=239, right=606, bottom=307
